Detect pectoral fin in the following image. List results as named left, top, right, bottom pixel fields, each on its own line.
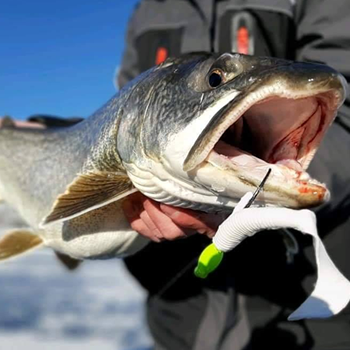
left=0, top=229, right=43, bottom=261
left=42, top=171, right=137, bottom=226
left=55, top=251, right=82, bottom=271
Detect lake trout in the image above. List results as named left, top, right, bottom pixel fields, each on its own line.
left=0, top=52, right=346, bottom=262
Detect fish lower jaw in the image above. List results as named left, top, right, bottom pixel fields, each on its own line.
left=124, top=153, right=328, bottom=212
left=203, top=149, right=328, bottom=208
left=124, top=162, right=238, bottom=212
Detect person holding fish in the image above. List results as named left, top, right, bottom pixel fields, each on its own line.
left=116, top=1, right=350, bottom=349
left=1, top=0, right=350, bottom=349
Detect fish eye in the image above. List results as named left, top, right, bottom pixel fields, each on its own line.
left=208, top=69, right=224, bottom=88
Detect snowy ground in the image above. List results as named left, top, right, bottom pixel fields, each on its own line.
left=0, top=204, right=152, bottom=350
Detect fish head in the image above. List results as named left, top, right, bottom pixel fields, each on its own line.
left=121, top=52, right=347, bottom=211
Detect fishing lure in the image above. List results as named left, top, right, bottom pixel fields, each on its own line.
left=194, top=169, right=271, bottom=279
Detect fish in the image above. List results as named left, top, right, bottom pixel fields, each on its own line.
left=0, top=52, right=347, bottom=263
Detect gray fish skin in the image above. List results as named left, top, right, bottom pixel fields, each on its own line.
left=0, top=74, right=151, bottom=259
left=0, top=53, right=346, bottom=259
left=116, top=53, right=345, bottom=164
left=0, top=69, right=146, bottom=225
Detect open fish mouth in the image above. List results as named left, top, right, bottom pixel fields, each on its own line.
left=185, top=83, right=345, bottom=208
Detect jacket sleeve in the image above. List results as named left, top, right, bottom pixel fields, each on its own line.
left=295, top=0, right=350, bottom=128
left=116, top=5, right=141, bottom=90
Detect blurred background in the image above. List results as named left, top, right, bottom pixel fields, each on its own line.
left=0, top=0, right=138, bottom=119
left=0, top=1, right=152, bottom=349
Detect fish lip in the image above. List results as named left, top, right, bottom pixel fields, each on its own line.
left=183, top=74, right=345, bottom=173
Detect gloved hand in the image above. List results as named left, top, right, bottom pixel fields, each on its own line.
left=122, top=190, right=350, bottom=320
left=210, top=192, right=350, bottom=320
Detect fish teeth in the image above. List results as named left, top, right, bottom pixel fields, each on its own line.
left=298, top=172, right=311, bottom=181
left=211, top=184, right=226, bottom=193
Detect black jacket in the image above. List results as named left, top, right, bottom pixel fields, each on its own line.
left=118, top=0, right=350, bottom=131
left=119, top=2, right=350, bottom=348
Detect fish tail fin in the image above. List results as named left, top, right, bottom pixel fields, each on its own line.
left=0, top=229, right=43, bottom=262
left=55, top=251, right=82, bottom=271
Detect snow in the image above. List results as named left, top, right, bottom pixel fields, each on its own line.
left=0, top=204, right=152, bottom=350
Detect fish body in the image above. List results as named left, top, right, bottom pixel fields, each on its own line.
left=0, top=53, right=346, bottom=261
left=0, top=80, right=149, bottom=259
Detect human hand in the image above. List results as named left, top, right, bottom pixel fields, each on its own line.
left=122, top=192, right=228, bottom=242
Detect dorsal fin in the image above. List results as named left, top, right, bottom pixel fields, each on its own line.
left=41, top=171, right=137, bottom=226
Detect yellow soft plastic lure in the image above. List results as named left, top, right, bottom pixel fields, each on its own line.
left=194, top=169, right=271, bottom=279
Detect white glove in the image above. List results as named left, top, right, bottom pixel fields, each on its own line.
left=213, top=192, right=350, bottom=320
